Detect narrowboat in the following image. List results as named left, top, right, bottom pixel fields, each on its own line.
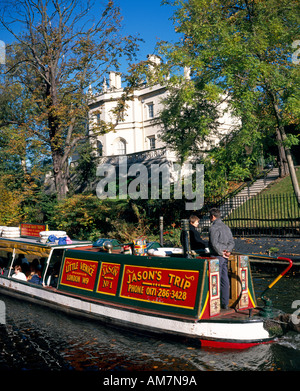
left=0, top=222, right=292, bottom=349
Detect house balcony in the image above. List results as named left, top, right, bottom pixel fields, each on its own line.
left=97, top=147, right=178, bottom=167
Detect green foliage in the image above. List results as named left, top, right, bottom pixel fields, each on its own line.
left=45, top=190, right=194, bottom=243
left=0, top=175, right=24, bottom=225
left=158, top=0, right=300, bottom=188
left=162, top=227, right=182, bottom=247
left=283, top=134, right=300, bottom=149
left=49, top=195, right=152, bottom=242
left=21, top=192, right=58, bottom=225
left=107, top=217, right=149, bottom=244
left=158, top=79, right=221, bottom=163
left=69, top=141, right=98, bottom=194
left=50, top=194, right=111, bottom=241
left=201, top=156, right=229, bottom=197
left=0, top=0, right=141, bottom=200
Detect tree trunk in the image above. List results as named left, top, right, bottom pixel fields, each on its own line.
left=276, top=128, right=289, bottom=178
left=52, top=151, right=69, bottom=201
left=270, top=94, right=300, bottom=205
left=278, top=127, right=300, bottom=205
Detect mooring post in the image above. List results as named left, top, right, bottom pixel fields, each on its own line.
left=181, top=219, right=192, bottom=258
left=159, top=216, right=164, bottom=247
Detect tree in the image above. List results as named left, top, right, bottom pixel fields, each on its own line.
left=158, top=77, right=221, bottom=164
left=159, top=0, right=300, bottom=202
left=0, top=0, right=140, bottom=200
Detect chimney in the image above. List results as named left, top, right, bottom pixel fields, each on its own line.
left=115, top=72, right=122, bottom=89
left=184, top=66, right=191, bottom=80
left=102, top=77, right=107, bottom=92
left=109, top=71, right=122, bottom=90
left=147, top=54, right=161, bottom=74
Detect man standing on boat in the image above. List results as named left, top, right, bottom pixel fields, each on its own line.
left=180, top=215, right=207, bottom=251
left=209, top=208, right=235, bottom=309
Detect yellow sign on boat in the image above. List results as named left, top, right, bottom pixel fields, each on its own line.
left=0, top=239, right=51, bottom=258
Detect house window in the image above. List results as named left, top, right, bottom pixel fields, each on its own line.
left=148, top=136, right=156, bottom=150
left=147, top=103, right=154, bottom=119
left=95, top=112, right=101, bottom=124
left=97, top=140, right=103, bottom=156
left=114, top=138, right=126, bottom=155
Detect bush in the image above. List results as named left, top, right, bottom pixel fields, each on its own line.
left=49, top=194, right=152, bottom=243
left=50, top=194, right=112, bottom=241
left=161, top=226, right=182, bottom=247
left=0, top=177, right=23, bottom=225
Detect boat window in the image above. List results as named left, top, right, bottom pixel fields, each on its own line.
left=43, top=249, right=63, bottom=288
left=9, top=255, right=46, bottom=285
left=0, top=255, right=11, bottom=278
left=0, top=246, right=65, bottom=289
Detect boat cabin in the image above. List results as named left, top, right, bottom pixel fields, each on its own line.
left=0, top=223, right=257, bottom=321
left=0, top=226, right=92, bottom=287
left=55, top=244, right=256, bottom=320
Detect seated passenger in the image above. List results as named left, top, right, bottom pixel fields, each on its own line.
left=2, top=255, right=11, bottom=277
left=16, top=254, right=28, bottom=265
left=48, top=261, right=61, bottom=287
left=22, top=262, right=31, bottom=279
left=12, top=265, right=27, bottom=281
left=27, top=258, right=40, bottom=281
left=0, top=258, right=4, bottom=275
left=30, top=265, right=43, bottom=285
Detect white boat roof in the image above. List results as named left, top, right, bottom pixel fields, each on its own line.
left=0, top=236, right=92, bottom=257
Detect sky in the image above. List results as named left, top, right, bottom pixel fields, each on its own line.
left=0, top=0, right=179, bottom=60
left=116, top=0, right=178, bottom=61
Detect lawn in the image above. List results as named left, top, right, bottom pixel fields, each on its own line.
left=261, top=167, right=300, bottom=196
left=224, top=167, right=300, bottom=230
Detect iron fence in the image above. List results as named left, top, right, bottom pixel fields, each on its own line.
left=198, top=194, right=300, bottom=237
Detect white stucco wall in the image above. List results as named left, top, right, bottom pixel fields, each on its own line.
left=88, top=62, right=240, bottom=160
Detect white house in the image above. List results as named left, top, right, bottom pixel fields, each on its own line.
left=88, top=55, right=240, bottom=165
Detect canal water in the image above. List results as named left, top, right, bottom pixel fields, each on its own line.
left=0, top=270, right=300, bottom=374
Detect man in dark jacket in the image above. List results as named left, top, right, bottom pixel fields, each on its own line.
left=209, top=208, right=235, bottom=309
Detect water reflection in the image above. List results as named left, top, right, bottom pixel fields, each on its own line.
left=1, top=270, right=300, bottom=371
